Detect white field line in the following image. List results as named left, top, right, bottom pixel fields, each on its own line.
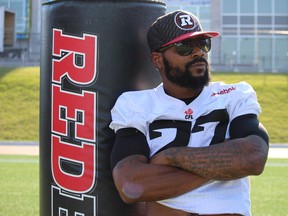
left=0, top=158, right=38, bottom=163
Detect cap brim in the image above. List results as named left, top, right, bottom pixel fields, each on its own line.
left=162, top=31, right=220, bottom=47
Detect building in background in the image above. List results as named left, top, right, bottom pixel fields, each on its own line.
left=0, top=0, right=40, bottom=65
left=214, top=0, right=288, bottom=72
left=0, top=0, right=287, bottom=72
left=166, top=0, right=288, bottom=72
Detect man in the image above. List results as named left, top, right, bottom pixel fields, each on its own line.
left=109, top=10, right=269, bottom=216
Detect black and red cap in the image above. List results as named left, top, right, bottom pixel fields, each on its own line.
left=147, top=10, right=220, bottom=52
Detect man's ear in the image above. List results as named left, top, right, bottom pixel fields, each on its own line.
left=150, top=52, right=163, bottom=70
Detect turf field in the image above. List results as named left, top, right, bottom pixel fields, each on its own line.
left=0, top=155, right=287, bottom=215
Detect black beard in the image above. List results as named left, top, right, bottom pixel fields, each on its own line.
left=163, top=56, right=211, bottom=91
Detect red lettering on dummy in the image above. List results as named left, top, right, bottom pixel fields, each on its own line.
left=52, top=135, right=96, bottom=193
left=52, top=84, right=96, bottom=142
left=52, top=29, right=97, bottom=85
left=50, top=28, right=98, bottom=198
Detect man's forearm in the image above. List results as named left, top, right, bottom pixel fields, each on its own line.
left=112, top=155, right=210, bottom=203
left=150, top=135, right=269, bottom=180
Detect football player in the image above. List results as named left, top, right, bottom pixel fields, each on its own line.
left=110, top=10, right=269, bottom=216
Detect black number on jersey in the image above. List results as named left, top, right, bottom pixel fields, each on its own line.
left=149, top=109, right=229, bottom=153
left=192, top=109, right=229, bottom=145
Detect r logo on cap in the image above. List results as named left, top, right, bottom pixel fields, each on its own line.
left=174, top=12, right=197, bottom=30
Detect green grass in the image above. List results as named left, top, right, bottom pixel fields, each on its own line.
left=0, top=67, right=39, bottom=141
left=0, top=155, right=39, bottom=216
left=251, top=158, right=288, bottom=216
left=0, top=155, right=287, bottom=215
left=0, top=67, right=287, bottom=143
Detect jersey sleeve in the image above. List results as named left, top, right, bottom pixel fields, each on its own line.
left=229, top=81, right=261, bottom=120
left=109, top=93, right=147, bottom=134
left=229, top=114, right=269, bottom=144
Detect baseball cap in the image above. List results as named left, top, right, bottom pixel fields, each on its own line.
left=147, top=10, right=220, bottom=52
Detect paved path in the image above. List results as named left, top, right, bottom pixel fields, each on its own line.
left=0, top=142, right=287, bottom=158
left=0, top=141, right=38, bottom=155
left=267, top=144, right=288, bottom=158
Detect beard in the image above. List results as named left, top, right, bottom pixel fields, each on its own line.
left=163, top=56, right=211, bottom=91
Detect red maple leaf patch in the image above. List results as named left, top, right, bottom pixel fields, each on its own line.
left=185, top=108, right=193, bottom=115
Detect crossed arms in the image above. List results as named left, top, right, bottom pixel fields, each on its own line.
left=111, top=114, right=269, bottom=203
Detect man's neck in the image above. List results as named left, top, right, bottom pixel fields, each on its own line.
left=163, top=83, right=203, bottom=99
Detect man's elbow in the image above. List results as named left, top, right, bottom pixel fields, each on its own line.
left=249, top=159, right=266, bottom=176
left=114, top=180, right=144, bottom=204
left=113, top=170, right=144, bottom=204
left=112, top=155, right=150, bottom=204
left=246, top=136, right=269, bottom=176
left=241, top=154, right=267, bottom=177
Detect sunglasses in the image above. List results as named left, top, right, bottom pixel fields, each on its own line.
left=158, top=38, right=211, bottom=56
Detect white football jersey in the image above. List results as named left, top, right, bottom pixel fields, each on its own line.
left=110, top=81, right=261, bottom=216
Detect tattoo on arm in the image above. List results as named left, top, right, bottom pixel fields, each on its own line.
left=167, top=135, right=268, bottom=180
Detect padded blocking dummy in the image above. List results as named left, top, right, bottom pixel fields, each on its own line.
left=40, top=0, right=165, bottom=215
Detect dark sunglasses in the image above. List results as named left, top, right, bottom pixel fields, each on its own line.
left=158, top=38, right=211, bottom=56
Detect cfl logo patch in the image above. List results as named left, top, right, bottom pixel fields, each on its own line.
left=184, top=108, right=193, bottom=119
left=174, top=12, right=198, bottom=31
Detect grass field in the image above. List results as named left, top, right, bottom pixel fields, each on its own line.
left=251, top=158, right=288, bottom=216
left=0, top=155, right=287, bottom=216
left=0, top=67, right=39, bottom=141
left=0, top=155, right=39, bottom=216
left=0, top=67, right=287, bottom=143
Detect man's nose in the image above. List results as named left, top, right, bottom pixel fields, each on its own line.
left=190, top=46, right=205, bottom=58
